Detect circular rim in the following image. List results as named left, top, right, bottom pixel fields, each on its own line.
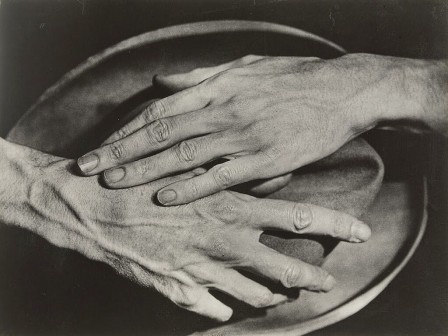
left=7, top=21, right=426, bottom=336
left=9, top=20, right=346, bottom=140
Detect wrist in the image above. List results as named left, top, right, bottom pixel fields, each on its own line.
left=406, top=59, right=448, bottom=135
left=30, top=162, right=106, bottom=261
left=0, top=139, right=105, bottom=262
left=335, top=54, right=432, bottom=136
left=0, top=139, right=32, bottom=217
left=343, top=54, right=447, bottom=135
left=376, top=57, right=434, bottom=124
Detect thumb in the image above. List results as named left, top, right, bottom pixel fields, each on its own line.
left=153, top=55, right=263, bottom=92
left=153, top=73, right=201, bottom=92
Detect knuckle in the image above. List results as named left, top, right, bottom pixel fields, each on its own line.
left=143, top=100, right=168, bottom=123
left=174, top=287, right=200, bottom=308
left=212, top=195, right=248, bottom=224
left=107, top=141, right=125, bottom=161
left=112, top=127, right=129, bottom=141
left=145, top=119, right=171, bottom=143
left=291, top=203, right=313, bottom=231
left=189, top=180, right=200, bottom=199
left=135, top=159, right=153, bottom=176
left=252, top=290, right=274, bottom=308
left=212, top=166, right=234, bottom=188
left=117, top=128, right=127, bottom=138
left=176, top=140, right=197, bottom=162
left=207, top=235, right=239, bottom=261
left=281, top=264, right=303, bottom=288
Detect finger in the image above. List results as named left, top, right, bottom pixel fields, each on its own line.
left=177, top=287, right=233, bottom=322
left=127, top=262, right=232, bottom=321
left=101, top=85, right=211, bottom=146
left=157, top=155, right=264, bottom=205
left=188, top=264, right=287, bottom=308
left=138, top=167, right=207, bottom=194
left=246, top=245, right=336, bottom=292
left=251, top=199, right=371, bottom=243
left=78, top=109, right=220, bottom=176
left=102, top=134, right=236, bottom=188
left=154, top=55, right=264, bottom=92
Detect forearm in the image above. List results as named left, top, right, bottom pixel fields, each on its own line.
left=0, top=138, right=103, bottom=261
left=346, top=54, right=448, bottom=137
left=402, top=58, right=448, bottom=136
left=0, top=138, right=35, bottom=228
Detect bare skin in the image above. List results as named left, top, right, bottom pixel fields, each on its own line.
left=0, top=138, right=371, bottom=321
left=77, top=54, right=448, bottom=205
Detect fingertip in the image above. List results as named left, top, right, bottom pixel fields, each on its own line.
left=194, top=291, right=233, bottom=322
left=216, top=306, right=233, bottom=322
left=350, top=221, right=372, bottom=243
left=322, top=275, right=336, bottom=292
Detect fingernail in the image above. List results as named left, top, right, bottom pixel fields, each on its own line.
left=322, top=275, right=336, bottom=292
left=158, top=189, right=177, bottom=204
left=104, top=167, right=125, bottom=183
left=77, top=154, right=98, bottom=174
left=351, top=222, right=372, bottom=243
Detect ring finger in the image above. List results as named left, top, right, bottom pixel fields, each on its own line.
left=244, top=244, right=335, bottom=292
left=188, top=264, right=288, bottom=308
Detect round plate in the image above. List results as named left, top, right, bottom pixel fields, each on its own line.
left=6, top=21, right=427, bottom=335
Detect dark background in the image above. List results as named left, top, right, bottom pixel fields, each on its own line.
left=1, top=0, right=447, bottom=335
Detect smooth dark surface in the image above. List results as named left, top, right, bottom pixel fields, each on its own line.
left=1, top=1, right=447, bottom=335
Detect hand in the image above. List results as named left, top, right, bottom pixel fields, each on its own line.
left=3, top=140, right=371, bottom=321
left=77, top=54, right=390, bottom=205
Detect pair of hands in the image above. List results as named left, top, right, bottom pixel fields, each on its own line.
left=6, top=52, right=446, bottom=321
left=71, top=55, right=381, bottom=320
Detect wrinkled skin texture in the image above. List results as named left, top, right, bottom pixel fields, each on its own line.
left=0, top=139, right=371, bottom=321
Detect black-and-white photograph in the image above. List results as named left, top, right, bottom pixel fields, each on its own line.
left=0, top=1, right=447, bottom=335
